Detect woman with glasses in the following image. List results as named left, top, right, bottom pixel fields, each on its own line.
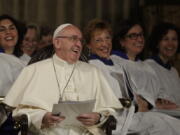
left=20, top=23, right=39, bottom=64
left=111, top=19, right=156, bottom=112
left=85, top=18, right=180, bottom=135
left=145, top=22, right=180, bottom=109
left=112, top=19, right=178, bottom=110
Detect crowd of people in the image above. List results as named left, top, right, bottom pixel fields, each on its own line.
left=0, top=14, right=180, bottom=135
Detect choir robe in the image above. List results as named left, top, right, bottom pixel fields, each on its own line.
left=4, top=54, right=122, bottom=135
left=0, top=53, right=25, bottom=96
left=145, top=58, right=180, bottom=105
left=89, top=52, right=180, bottom=135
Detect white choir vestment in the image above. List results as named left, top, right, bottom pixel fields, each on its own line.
left=0, top=53, right=25, bottom=96
left=89, top=54, right=180, bottom=135
left=145, top=59, right=180, bottom=105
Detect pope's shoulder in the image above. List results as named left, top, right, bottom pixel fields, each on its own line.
left=24, top=58, right=52, bottom=70
left=76, top=60, right=100, bottom=72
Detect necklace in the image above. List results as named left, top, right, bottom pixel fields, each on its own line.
left=52, top=58, right=76, bottom=102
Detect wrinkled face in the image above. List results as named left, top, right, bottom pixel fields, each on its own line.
left=0, top=19, right=18, bottom=50
left=158, top=30, right=178, bottom=61
left=88, top=30, right=112, bottom=59
left=120, top=24, right=144, bottom=59
left=22, top=28, right=38, bottom=55
left=53, top=26, right=83, bottom=64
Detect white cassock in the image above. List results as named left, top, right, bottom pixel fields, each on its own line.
left=145, top=59, right=180, bottom=105
left=89, top=54, right=180, bottom=135
left=0, top=53, right=25, bottom=96
left=4, top=54, right=122, bottom=135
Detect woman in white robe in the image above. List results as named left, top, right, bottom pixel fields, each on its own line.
left=0, top=14, right=26, bottom=96
left=145, top=22, right=180, bottom=107
left=0, top=15, right=26, bottom=134
left=20, top=24, right=39, bottom=64
left=85, top=18, right=180, bottom=135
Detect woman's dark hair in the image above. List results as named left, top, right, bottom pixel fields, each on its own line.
left=0, top=14, right=24, bottom=57
left=113, top=18, right=145, bottom=59
left=148, top=22, right=180, bottom=55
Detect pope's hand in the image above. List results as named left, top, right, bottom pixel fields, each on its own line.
left=41, top=112, right=65, bottom=128
left=77, top=112, right=101, bottom=126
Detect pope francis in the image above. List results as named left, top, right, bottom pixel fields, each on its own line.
left=3, top=24, right=122, bottom=135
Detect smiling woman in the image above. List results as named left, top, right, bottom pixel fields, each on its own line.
left=113, top=19, right=145, bottom=61
left=145, top=22, right=180, bottom=107
left=0, top=14, right=23, bottom=57
left=83, top=19, right=113, bottom=59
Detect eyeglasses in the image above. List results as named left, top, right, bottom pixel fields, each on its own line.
left=56, top=35, right=84, bottom=44
left=125, top=32, right=144, bottom=40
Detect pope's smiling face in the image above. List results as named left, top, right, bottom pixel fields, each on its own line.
left=53, top=25, right=83, bottom=64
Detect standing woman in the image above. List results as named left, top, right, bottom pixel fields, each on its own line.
left=145, top=22, right=180, bottom=107
left=0, top=14, right=23, bottom=57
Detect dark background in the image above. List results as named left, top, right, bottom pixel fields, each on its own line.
left=0, top=0, right=180, bottom=34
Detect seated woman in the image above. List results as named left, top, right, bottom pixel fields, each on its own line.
left=20, top=23, right=39, bottom=64
left=0, top=14, right=26, bottom=135
left=85, top=18, right=180, bottom=135
left=0, top=14, right=26, bottom=96
left=145, top=22, right=180, bottom=109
